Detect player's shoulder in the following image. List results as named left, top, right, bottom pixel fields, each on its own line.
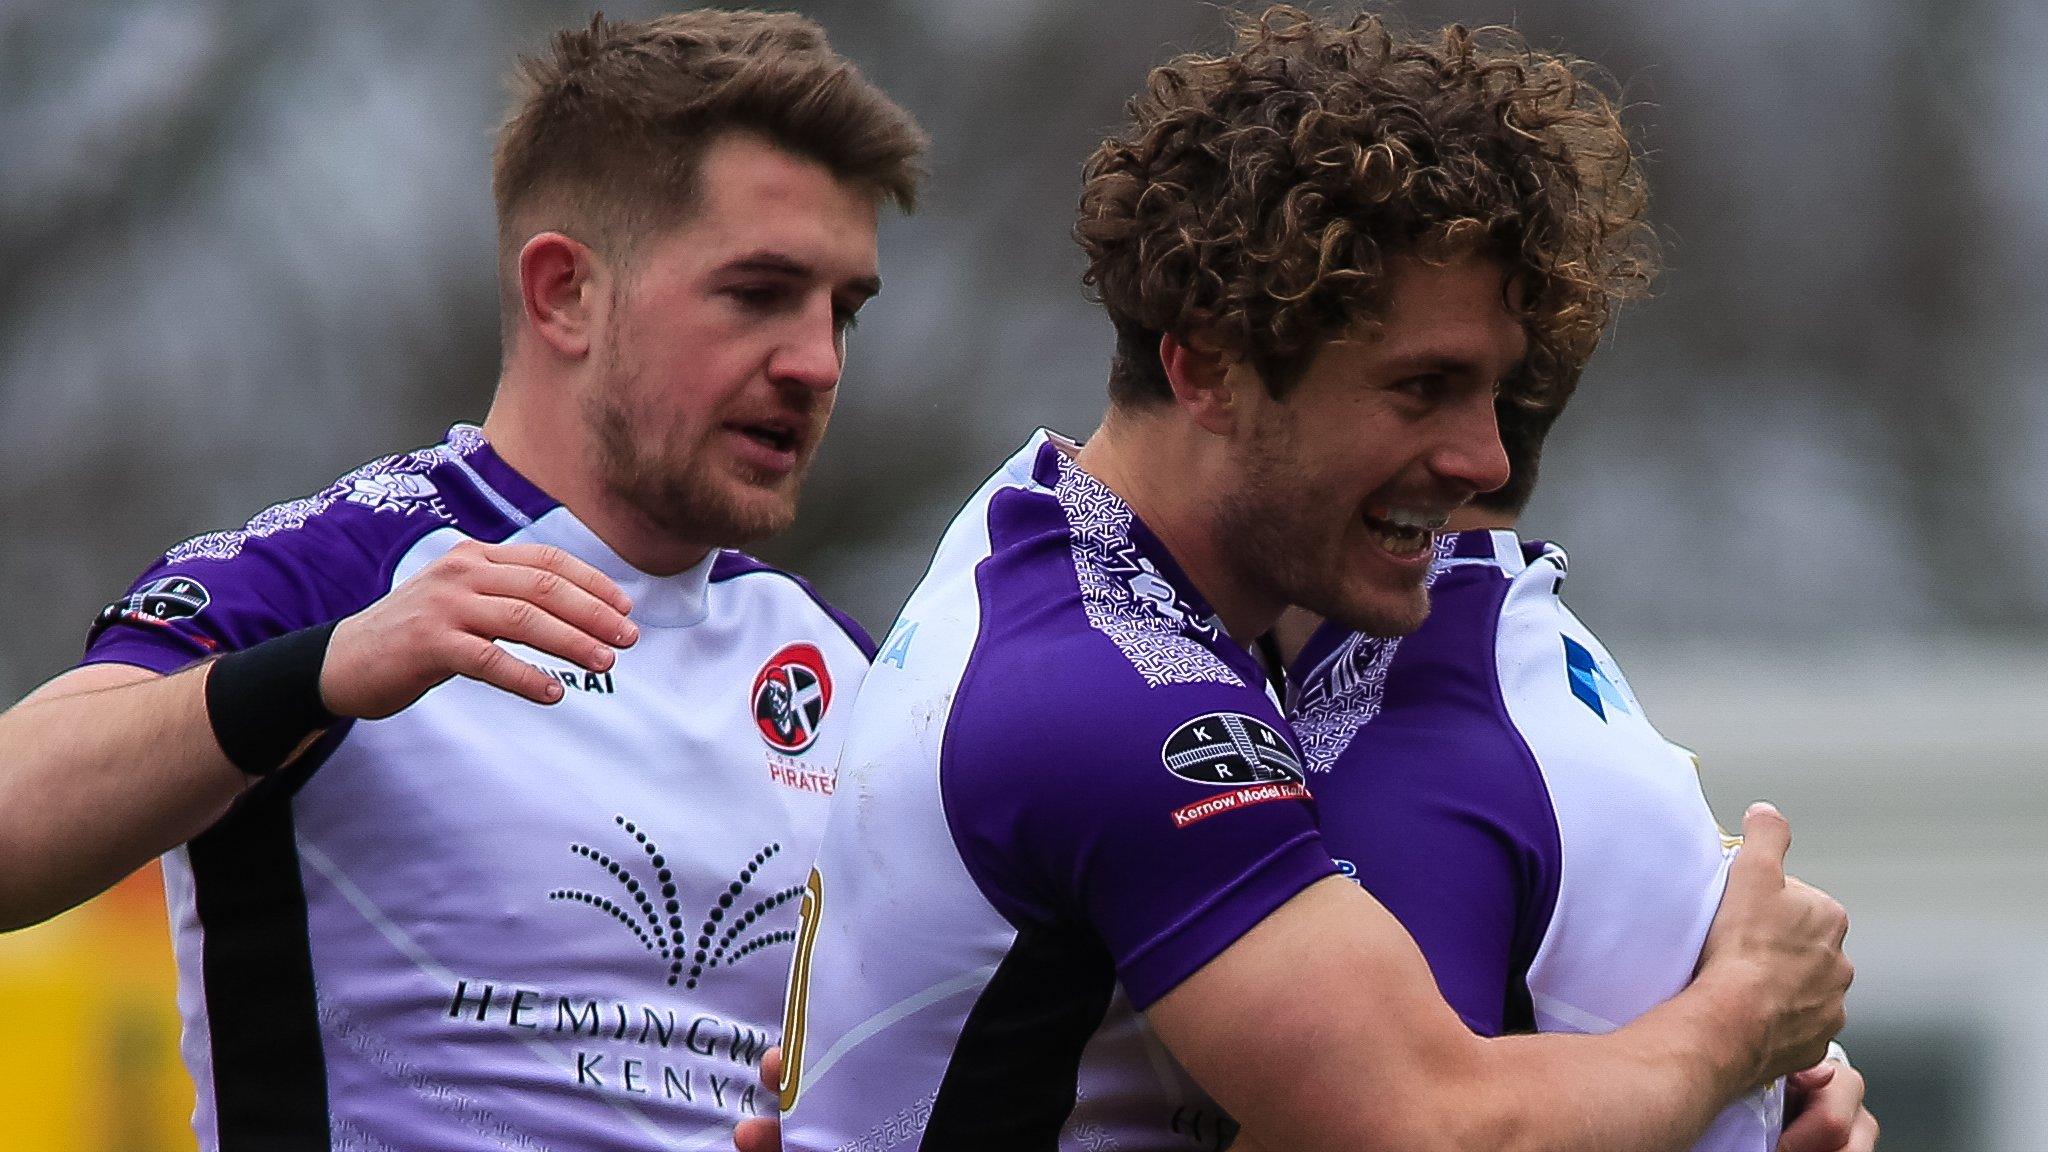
left=1479, top=533, right=1648, bottom=730
left=708, top=550, right=877, bottom=659
left=156, top=424, right=550, bottom=581
left=85, top=425, right=555, bottom=668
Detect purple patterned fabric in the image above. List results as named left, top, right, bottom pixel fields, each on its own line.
left=82, top=426, right=549, bottom=675
left=944, top=446, right=1335, bottom=1009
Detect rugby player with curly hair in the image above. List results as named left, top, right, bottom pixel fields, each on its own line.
left=769, top=9, right=1850, bottom=1151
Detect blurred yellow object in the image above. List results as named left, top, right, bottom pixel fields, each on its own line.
left=0, top=863, right=196, bottom=1152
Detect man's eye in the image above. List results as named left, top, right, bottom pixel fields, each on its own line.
left=1396, top=373, right=1446, bottom=401
left=728, top=285, right=787, bottom=309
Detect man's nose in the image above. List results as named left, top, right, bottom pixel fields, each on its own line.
left=1437, top=395, right=1513, bottom=496
left=768, top=302, right=845, bottom=393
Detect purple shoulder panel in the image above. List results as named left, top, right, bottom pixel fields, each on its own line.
left=709, top=552, right=877, bottom=659
left=942, top=481, right=1334, bottom=1010
left=81, top=426, right=552, bottom=675
left=1293, top=534, right=1563, bottom=1034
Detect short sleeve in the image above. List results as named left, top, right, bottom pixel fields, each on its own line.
left=1319, top=718, right=1554, bottom=1035
left=942, top=652, right=1337, bottom=1010
left=81, top=504, right=420, bottom=675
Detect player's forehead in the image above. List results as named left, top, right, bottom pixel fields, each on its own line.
left=1319, top=255, right=1527, bottom=377
left=664, top=133, right=882, bottom=288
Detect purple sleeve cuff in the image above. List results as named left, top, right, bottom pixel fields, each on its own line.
left=1119, top=829, right=1336, bottom=1010
left=79, top=629, right=215, bottom=677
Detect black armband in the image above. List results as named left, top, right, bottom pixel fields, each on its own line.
left=204, top=621, right=340, bottom=777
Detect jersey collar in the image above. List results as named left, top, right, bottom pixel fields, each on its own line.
left=448, top=423, right=714, bottom=629
left=1439, top=528, right=1564, bottom=578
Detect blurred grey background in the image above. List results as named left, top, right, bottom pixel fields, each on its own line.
left=2, top=1, right=2041, bottom=1148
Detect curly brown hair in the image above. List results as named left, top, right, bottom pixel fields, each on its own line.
left=1077, top=5, right=1654, bottom=417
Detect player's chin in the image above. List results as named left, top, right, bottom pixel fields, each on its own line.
left=710, top=476, right=803, bottom=545
left=1324, top=570, right=1431, bottom=639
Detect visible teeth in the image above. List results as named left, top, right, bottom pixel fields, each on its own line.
left=1368, top=522, right=1432, bottom=558
left=1381, top=508, right=1449, bottom=531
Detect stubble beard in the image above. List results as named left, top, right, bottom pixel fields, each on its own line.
left=584, top=357, right=803, bottom=551
left=1217, top=418, right=1431, bottom=641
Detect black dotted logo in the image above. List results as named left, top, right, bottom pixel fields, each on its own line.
left=550, top=815, right=804, bottom=990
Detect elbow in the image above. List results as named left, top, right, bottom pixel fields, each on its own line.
left=1334, top=1051, right=1521, bottom=1152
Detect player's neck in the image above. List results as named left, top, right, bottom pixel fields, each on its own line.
left=480, top=383, right=714, bottom=578
left=1075, top=410, right=1286, bottom=646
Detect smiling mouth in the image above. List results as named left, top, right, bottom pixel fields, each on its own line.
left=1362, top=505, right=1449, bottom=560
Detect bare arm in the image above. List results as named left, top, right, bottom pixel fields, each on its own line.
left=0, top=540, right=635, bottom=933
left=0, top=663, right=245, bottom=929
left=1150, top=804, right=1851, bottom=1152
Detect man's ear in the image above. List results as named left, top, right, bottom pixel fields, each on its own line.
left=517, top=232, right=605, bottom=360
left=1158, top=330, right=1245, bottom=436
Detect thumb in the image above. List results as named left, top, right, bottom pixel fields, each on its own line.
left=1788, top=1060, right=1837, bottom=1096
left=761, top=1046, right=783, bottom=1092
left=1730, top=802, right=1791, bottom=884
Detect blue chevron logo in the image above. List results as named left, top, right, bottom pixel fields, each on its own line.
left=1564, top=635, right=1630, bottom=721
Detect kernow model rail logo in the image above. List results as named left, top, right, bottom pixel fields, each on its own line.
left=752, top=643, right=832, bottom=755
left=1161, top=712, right=1304, bottom=786
left=549, top=816, right=806, bottom=991
left=1161, top=713, right=1309, bottom=830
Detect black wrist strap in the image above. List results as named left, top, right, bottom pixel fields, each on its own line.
left=204, top=621, right=341, bottom=777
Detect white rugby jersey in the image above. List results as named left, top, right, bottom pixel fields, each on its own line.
left=81, top=425, right=872, bottom=1152
left=779, top=432, right=1336, bottom=1152
left=1290, top=529, right=1784, bottom=1150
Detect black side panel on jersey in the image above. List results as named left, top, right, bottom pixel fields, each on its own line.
left=189, top=737, right=344, bottom=1151
left=920, top=923, right=1115, bottom=1151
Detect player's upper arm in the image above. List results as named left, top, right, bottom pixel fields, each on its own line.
left=943, top=642, right=1337, bottom=1008
left=16, top=662, right=163, bottom=709
left=1146, top=874, right=1492, bottom=1152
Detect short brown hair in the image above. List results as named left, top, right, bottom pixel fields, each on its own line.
left=493, top=9, right=928, bottom=339
left=1077, top=6, right=1654, bottom=411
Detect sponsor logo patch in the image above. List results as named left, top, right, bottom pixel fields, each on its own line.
left=1564, top=635, right=1631, bottom=721
left=1161, top=711, right=1304, bottom=786
left=752, top=643, right=832, bottom=755
left=92, top=575, right=215, bottom=645
left=344, top=471, right=447, bottom=517
left=549, top=815, right=802, bottom=991
left=1170, top=782, right=1312, bottom=829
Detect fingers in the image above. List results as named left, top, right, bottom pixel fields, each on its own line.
left=471, top=559, right=638, bottom=650
left=1849, top=1108, right=1879, bottom=1152
left=1789, top=877, right=1852, bottom=948
left=1778, top=1062, right=1866, bottom=1152
left=733, top=1117, right=781, bottom=1152
left=734, top=1050, right=784, bottom=1152
left=469, top=596, right=618, bottom=675
left=478, top=543, right=634, bottom=617
left=445, top=633, right=571, bottom=706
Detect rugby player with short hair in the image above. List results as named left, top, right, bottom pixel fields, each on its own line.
left=0, top=12, right=923, bottom=1150
left=772, top=11, right=1851, bottom=1151
left=1279, top=390, right=1878, bottom=1152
